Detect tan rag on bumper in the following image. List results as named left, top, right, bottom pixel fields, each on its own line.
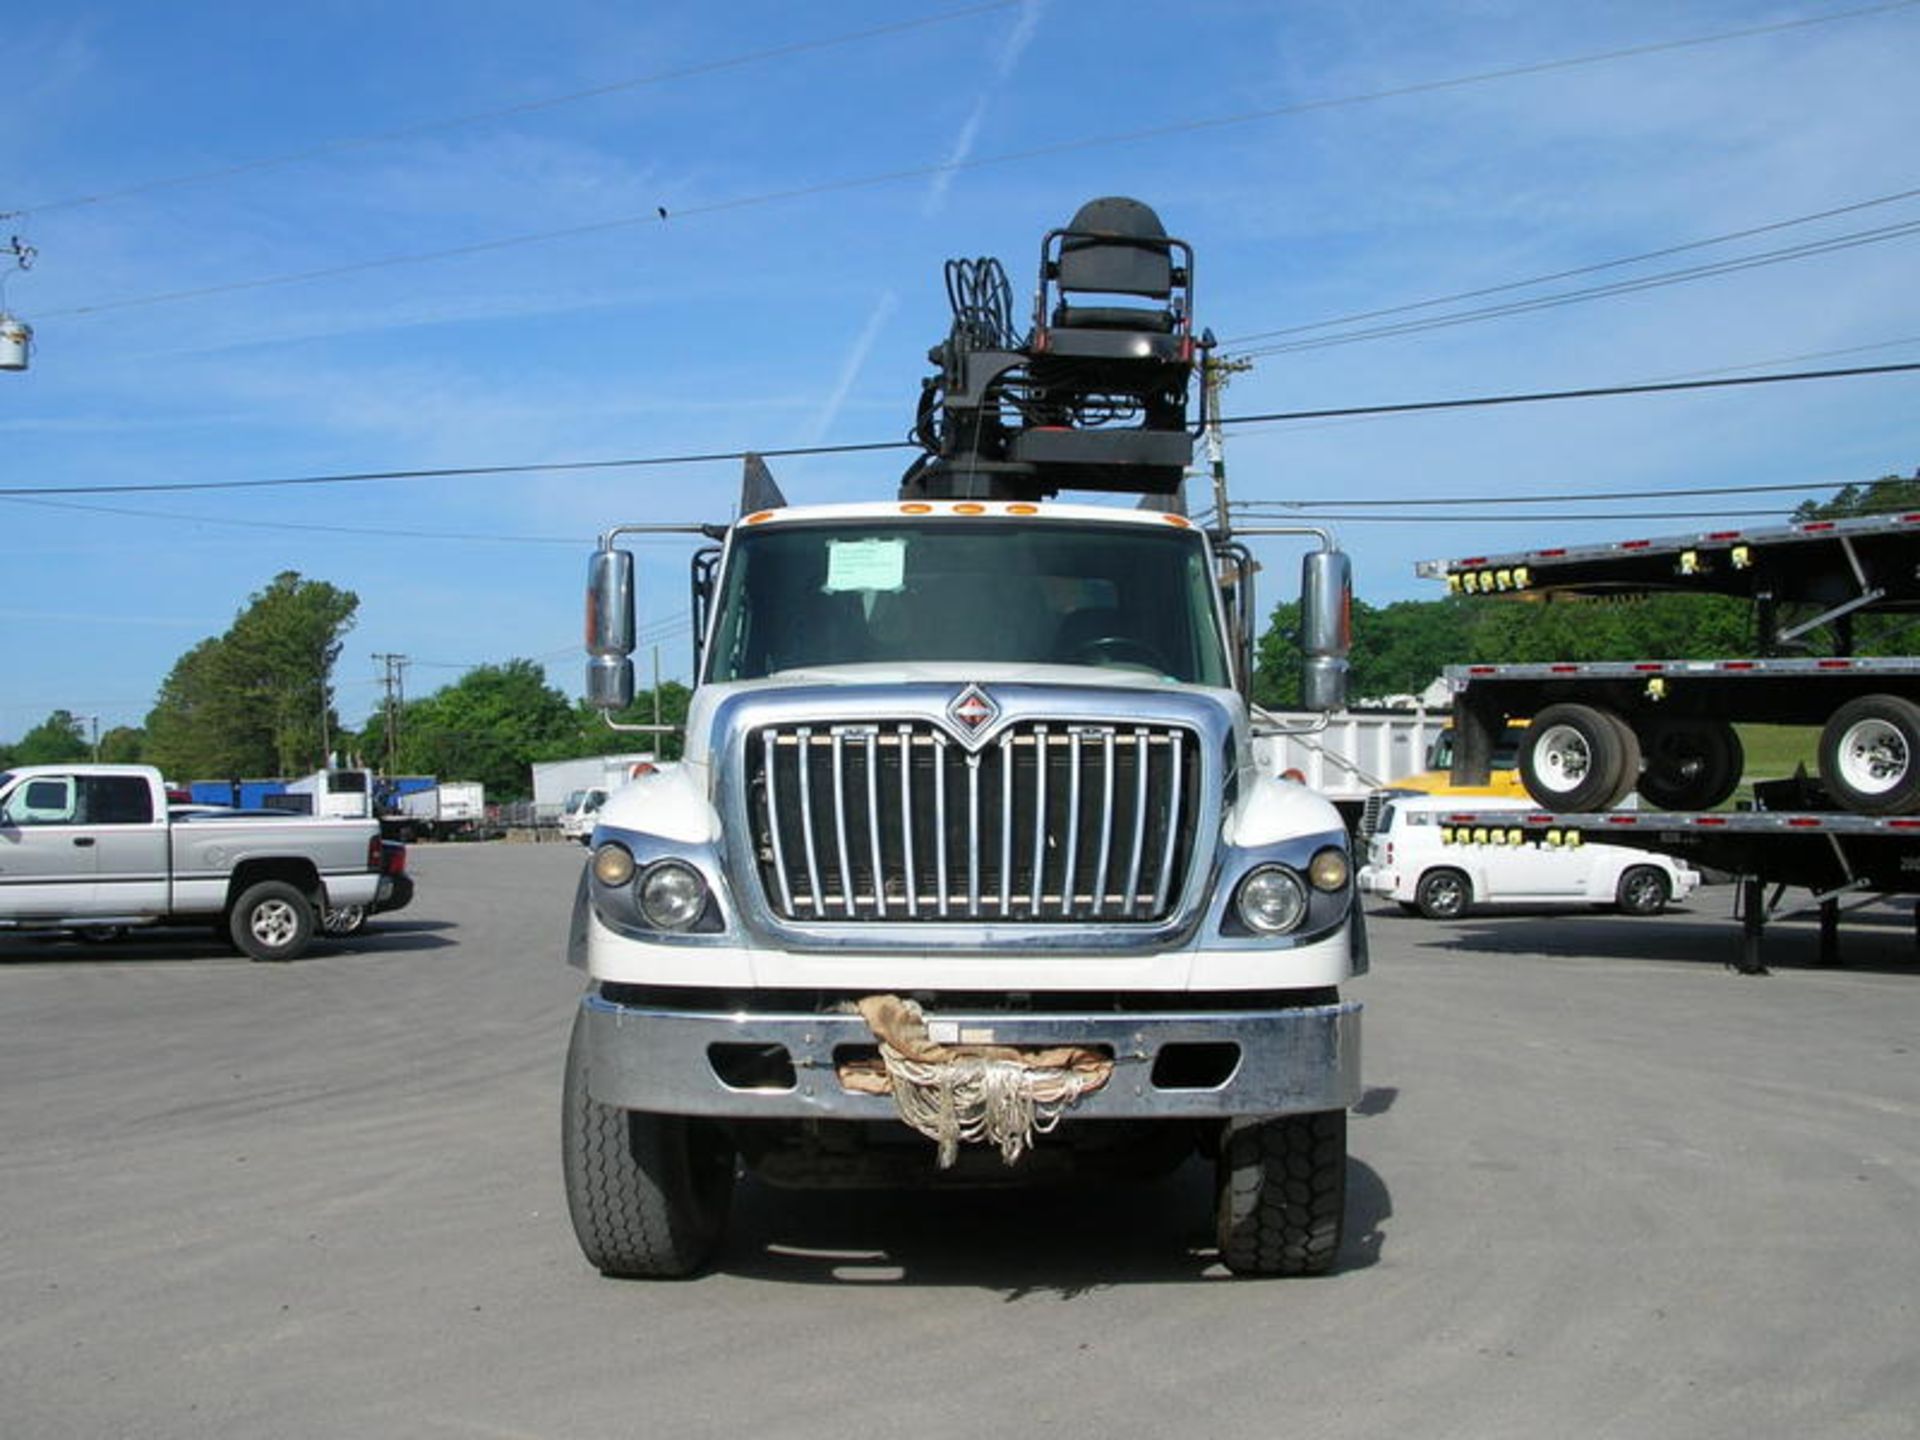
left=837, top=995, right=1113, bottom=1167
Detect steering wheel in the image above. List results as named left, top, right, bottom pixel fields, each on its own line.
left=1075, top=635, right=1170, bottom=673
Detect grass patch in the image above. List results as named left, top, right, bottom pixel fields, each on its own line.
left=1735, top=723, right=1818, bottom=782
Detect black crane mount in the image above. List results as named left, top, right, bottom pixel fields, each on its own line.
left=900, top=197, right=1203, bottom=504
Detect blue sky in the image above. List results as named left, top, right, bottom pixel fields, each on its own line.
left=4, top=0, right=1918, bottom=744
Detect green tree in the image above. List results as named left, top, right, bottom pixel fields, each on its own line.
left=97, top=726, right=146, bottom=763
left=384, top=660, right=579, bottom=800
left=12, top=709, right=91, bottom=764
left=144, top=573, right=359, bottom=779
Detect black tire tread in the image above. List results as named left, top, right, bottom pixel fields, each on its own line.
left=1217, top=1110, right=1346, bottom=1276
left=561, top=1012, right=731, bottom=1279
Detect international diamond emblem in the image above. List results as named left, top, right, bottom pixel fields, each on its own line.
left=947, top=683, right=1000, bottom=746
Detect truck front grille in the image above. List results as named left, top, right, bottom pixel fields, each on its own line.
left=745, top=720, right=1200, bottom=923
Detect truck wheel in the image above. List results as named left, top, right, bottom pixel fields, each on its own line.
left=1414, top=868, right=1471, bottom=920
left=1216, top=1111, right=1346, bottom=1276
left=1637, top=719, right=1743, bottom=811
left=321, top=904, right=368, bottom=936
left=1520, top=703, right=1633, bottom=812
left=228, top=880, right=315, bottom=962
left=562, top=1010, right=734, bottom=1278
left=1820, top=695, right=1920, bottom=815
left=1616, top=865, right=1670, bottom=916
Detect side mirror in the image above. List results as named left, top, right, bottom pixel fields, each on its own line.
left=585, top=548, right=636, bottom=712
left=1299, top=548, right=1351, bottom=713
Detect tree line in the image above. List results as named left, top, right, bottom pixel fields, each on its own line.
left=7, top=473, right=1912, bottom=795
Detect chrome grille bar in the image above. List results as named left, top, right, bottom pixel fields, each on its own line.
left=748, top=718, right=1197, bottom=924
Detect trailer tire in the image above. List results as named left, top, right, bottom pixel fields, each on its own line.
left=1216, top=1111, right=1346, bottom=1276
left=562, top=1010, right=734, bottom=1278
left=1637, top=719, right=1743, bottom=812
left=1602, top=710, right=1644, bottom=806
left=1616, top=865, right=1671, bottom=916
left=228, top=880, right=315, bottom=962
left=1520, top=703, right=1634, bottom=812
left=1414, top=868, right=1471, bottom=920
left=321, top=904, right=369, bottom=936
left=1820, top=695, right=1920, bottom=815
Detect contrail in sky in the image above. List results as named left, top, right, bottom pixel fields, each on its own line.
left=804, top=289, right=900, bottom=444
left=923, top=0, right=1045, bottom=216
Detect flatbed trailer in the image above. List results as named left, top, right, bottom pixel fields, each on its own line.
left=1429, top=805, right=1920, bottom=973
left=1420, top=510, right=1920, bottom=816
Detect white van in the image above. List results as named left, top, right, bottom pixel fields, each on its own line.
left=1361, top=794, right=1698, bottom=919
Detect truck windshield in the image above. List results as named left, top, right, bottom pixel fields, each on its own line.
left=705, top=519, right=1231, bottom=686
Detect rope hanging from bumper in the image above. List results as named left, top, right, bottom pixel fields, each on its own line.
left=838, top=995, right=1113, bottom=1167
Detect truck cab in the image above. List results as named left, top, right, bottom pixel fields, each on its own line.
left=560, top=197, right=1365, bottom=1280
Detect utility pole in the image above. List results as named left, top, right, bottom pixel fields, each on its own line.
left=1, top=224, right=36, bottom=373
left=77, top=713, right=99, bottom=761
left=372, top=653, right=409, bottom=776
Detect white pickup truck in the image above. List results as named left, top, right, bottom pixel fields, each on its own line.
left=0, top=763, right=389, bottom=960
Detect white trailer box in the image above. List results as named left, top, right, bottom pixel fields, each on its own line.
left=394, top=781, right=485, bottom=840
left=529, top=754, right=654, bottom=830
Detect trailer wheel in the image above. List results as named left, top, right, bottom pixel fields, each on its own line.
left=1637, top=719, right=1743, bottom=811
left=1520, top=703, right=1634, bottom=812
left=562, top=1010, right=734, bottom=1278
left=1414, top=868, right=1471, bottom=920
left=228, top=880, right=315, bottom=962
left=321, top=904, right=368, bottom=936
left=1616, top=865, right=1671, bottom=916
left=1216, top=1111, right=1346, bottom=1276
left=1821, top=695, right=1920, bottom=815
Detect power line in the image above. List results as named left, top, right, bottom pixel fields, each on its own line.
left=1215, top=360, right=1920, bottom=427
left=1239, top=507, right=1815, bottom=524
left=2, top=361, right=1912, bottom=503
left=1232, top=474, right=1917, bottom=509
left=0, top=491, right=583, bottom=544
left=1226, top=217, right=1920, bottom=359
left=0, top=438, right=907, bottom=498
left=40, top=1, right=1918, bottom=321
left=1219, top=183, right=1920, bottom=349
left=15, top=2, right=1028, bottom=216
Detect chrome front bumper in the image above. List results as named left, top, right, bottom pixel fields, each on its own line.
left=579, top=991, right=1361, bottom=1120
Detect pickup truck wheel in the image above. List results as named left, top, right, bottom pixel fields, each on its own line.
left=321, top=904, right=368, bottom=936
left=1616, top=865, right=1671, bottom=916
left=1637, top=719, right=1743, bottom=811
left=562, top=1010, right=734, bottom=1278
left=1820, top=695, right=1920, bottom=814
left=1520, top=703, right=1633, bottom=812
left=228, top=880, right=315, bottom=962
left=1414, top=868, right=1471, bottom=920
left=1216, top=1111, right=1346, bottom=1276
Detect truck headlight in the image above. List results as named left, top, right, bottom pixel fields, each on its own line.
left=1235, top=865, right=1308, bottom=935
left=592, top=843, right=636, bottom=887
left=1308, top=846, right=1350, bottom=892
left=638, top=861, right=709, bottom=931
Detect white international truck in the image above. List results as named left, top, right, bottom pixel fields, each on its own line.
left=560, top=198, right=1366, bottom=1278
left=0, top=763, right=389, bottom=960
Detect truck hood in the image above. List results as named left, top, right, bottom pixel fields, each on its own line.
left=680, top=665, right=1244, bottom=770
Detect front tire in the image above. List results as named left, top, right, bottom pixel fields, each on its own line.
left=1216, top=1111, right=1347, bottom=1276
left=228, top=880, right=315, bottom=962
left=1616, top=864, right=1671, bottom=916
left=562, top=1009, right=734, bottom=1278
left=1414, top=867, right=1471, bottom=920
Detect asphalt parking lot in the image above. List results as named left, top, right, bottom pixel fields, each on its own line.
left=4, top=845, right=1916, bottom=1439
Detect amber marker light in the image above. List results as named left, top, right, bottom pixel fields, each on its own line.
left=1008, top=503, right=1039, bottom=515
left=900, top=503, right=934, bottom=514
left=954, top=503, right=986, bottom=515
left=743, top=511, right=774, bottom=525
left=1161, top=514, right=1191, bottom=528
